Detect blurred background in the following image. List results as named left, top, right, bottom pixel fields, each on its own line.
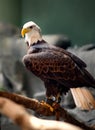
left=1, top=0, right=95, bottom=129
left=0, top=0, right=95, bottom=45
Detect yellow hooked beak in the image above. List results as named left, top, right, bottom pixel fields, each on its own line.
left=21, top=28, right=30, bottom=37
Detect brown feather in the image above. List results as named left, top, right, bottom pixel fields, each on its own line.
left=70, top=87, right=95, bottom=110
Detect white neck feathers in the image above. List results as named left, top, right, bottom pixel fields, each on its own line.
left=25, top=30, right=42, bottom=46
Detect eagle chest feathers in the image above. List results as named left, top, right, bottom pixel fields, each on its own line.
left=23, top=42, right=77, bottom=83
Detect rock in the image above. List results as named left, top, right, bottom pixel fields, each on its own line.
left=68, top=44, right=95, bottom=77
left=43, top=34, right=71, bottom=49
left=68, top=108, right=95, bottom=126
left=0, top=22, right=20, bottom=37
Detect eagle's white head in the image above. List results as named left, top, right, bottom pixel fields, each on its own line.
left=21, top=21, right=42, bottom=46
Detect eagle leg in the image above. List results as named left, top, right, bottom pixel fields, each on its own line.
left=46, top=93, right=61, bottom=103
left=45, top=93, right=62, bottom=120
left=40, top=92, right=62, bottom=120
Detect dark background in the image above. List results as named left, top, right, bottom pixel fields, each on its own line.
left=0, top=0, right=95, bottom=45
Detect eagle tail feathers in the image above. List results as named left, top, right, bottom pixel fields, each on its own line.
left=70, top=87, right=95, bottom=110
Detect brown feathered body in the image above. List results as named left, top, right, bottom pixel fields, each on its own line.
left=23, top=40, right=95, bottom=110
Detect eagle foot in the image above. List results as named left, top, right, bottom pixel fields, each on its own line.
left=40, top=100, right=54, bottom=112
left=41, top=100, right=61, bottom=120
left=52, top=102, right=61, bottom=120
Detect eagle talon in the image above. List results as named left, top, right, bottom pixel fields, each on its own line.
left=52, top=102, right=61, bottom=120
left=40, top=101, right=54, bottom=112
left=52, top=102, right=60, bottom=110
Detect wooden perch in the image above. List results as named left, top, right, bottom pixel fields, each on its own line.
left=0, top=91, right=95, bottom=130
left=0, top=91, right=53, bottom=116
left=0, top=97, right=82, bottom=130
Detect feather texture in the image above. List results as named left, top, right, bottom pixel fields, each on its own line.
left=70, top=88, right=95, bottom=110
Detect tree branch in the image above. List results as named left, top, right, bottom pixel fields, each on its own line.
left=0, top=91, right=95, bottom=130
left=0, top=97, right=83, bottom=130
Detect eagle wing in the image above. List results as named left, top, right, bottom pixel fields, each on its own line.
left=23, top=43, right=95, bottom=88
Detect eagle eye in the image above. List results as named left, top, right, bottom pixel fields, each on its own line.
left=29, top=26, right=33, bottom=29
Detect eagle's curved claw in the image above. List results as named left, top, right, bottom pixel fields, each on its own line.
left=40, top=100, right=54, bottom=112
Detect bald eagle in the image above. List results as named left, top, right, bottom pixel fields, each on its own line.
left=21, top=21, right=95, bottom=110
